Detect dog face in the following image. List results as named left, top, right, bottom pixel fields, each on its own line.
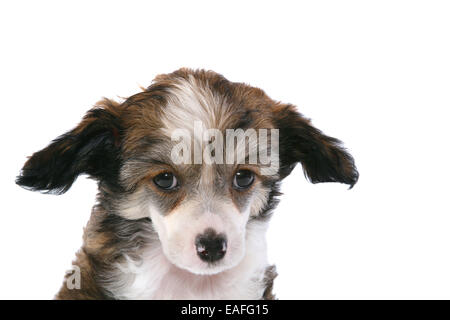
left=17, top=69, right=358, bottom=275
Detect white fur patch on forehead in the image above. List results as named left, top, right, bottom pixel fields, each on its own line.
left=160, top=75, right=230, bottom=136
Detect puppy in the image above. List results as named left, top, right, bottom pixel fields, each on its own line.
left=17, top=69, right=358, bottom=299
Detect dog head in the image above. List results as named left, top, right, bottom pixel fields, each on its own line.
left=17, top=69, right=358, bottom=275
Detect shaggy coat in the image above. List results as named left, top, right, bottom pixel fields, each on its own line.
left=17, top=69, right=358, bottom=299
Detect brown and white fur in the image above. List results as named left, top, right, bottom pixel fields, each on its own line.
left=17, top=68, right=358, bottom=300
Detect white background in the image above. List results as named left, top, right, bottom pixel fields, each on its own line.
left=1, top=1, right=449, bottom=299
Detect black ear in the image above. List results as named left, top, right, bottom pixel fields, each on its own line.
left=16, top=100, right=122, bottom=194
left=273, top=104, right=358, bottom=188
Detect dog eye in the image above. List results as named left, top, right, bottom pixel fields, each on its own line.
left=153, top=172, right=178, bottom=190
left=233, top=170, right=255, bottom=189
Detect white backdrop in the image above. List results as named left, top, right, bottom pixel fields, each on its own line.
left=1, top=0, right=449, bottom=299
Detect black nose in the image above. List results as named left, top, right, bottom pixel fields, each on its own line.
left=195, top=229, right=227, bottom=263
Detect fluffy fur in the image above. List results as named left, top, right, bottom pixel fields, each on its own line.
left=17, top=68, right=358, bottom=300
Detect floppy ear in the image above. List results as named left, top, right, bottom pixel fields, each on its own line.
left=272, top=104, right=358, bottom=188
left=16, top=99, right=122, bottom=194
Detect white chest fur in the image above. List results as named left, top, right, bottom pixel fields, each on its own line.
left=106, top=222, right=269, bottom=300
